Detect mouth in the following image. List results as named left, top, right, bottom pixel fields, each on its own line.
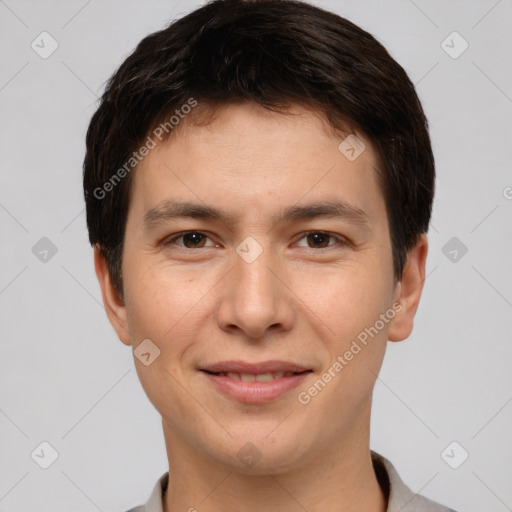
left=202, top=369, right=310, bottom=381
left=199, top=360, right=313, bottom=403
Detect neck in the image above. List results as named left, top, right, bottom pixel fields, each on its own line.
left=162, top=403, right=386, bottom=512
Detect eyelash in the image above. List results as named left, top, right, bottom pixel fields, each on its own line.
left=162, top=231, right=349, bottom=250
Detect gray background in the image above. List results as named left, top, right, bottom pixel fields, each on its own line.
left=1, top=0, right=511, bottom=511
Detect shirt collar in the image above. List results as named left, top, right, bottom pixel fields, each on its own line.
left=137, top=451, right=454, bottom=512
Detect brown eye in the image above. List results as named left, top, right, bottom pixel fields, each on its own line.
left=295, top=231, right=346, bottom=249
left=306, top=232, right=330, bottom=248
left=164, top=231, right=215, bottom=249
left=181, top=232, right=207, bottom=248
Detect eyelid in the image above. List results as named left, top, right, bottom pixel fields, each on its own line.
left=162, top=231, right=218, bottom=248
left=292, top=231, right=349, bottom=248
left=162, top=230, right=349, bottom=249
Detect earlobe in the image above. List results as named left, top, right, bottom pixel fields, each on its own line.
left=93, top=245, right=131, bottom=346
left=388, top=234, right=428, bottom=342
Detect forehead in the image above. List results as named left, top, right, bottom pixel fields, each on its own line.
left=128, top=101, right=386, bottom=230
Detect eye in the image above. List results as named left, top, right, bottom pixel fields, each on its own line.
left=163, top=231, right=217, bottom=249
left=294, top=231, right=348, bottom=249
left=161, top=230, right=348, bottom=251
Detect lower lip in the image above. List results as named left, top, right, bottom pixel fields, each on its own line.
left=201, top=371, right=312, bottom=404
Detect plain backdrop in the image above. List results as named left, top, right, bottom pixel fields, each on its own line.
left=1, top=1, right=511, bottom=511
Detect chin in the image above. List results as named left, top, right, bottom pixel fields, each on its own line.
left=211, top=431, right=310, bottom=475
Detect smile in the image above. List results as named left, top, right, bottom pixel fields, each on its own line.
left=201, top=369, right=312, bottom=403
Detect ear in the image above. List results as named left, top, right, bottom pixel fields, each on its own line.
left=388, top=233, right=428, bottom=342
left=93, top=245, right=131, bottom=346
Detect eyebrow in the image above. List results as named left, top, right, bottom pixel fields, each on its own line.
left=143, top=199, right=371, bottom=231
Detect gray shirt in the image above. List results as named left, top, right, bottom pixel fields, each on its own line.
left=126, top=451, right=456, bottom=512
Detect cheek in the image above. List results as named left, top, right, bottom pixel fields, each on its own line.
left=123, top=249, right=181, bottom=323
left=123, top=255, right=216, bottom=357
left=305, top=271, right=391, bottom=408
left=123, top=263, right=207, bottom=403
left=294, top=261, right=393, bottom=341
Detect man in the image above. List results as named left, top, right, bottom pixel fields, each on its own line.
left=83, top=0, right=456, bottom=510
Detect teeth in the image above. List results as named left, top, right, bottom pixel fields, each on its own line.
left=217, top=371, right=296, bottom=380
left=255, top=373, right=275, bottom=382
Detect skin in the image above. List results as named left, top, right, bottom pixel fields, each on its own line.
left=95, top=101, right=428, bottom=512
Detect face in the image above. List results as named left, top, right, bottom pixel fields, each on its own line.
left=96, top=101, right=427, bottom=474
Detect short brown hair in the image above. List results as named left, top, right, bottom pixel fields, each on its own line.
left=83, top=0, right=435, bottom=296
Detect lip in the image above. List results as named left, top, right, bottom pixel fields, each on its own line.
left=200, top=360, right=311, bottom=374
left=199, top=360, right=313, bottom=404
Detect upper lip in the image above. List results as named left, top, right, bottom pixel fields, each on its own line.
left=200, top=360, right=312, bottom=374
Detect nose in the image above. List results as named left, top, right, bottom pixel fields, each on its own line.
left=215, top=242, right=295, bottom=340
